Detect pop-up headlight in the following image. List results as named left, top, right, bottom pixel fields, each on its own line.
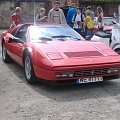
left=47, top=53, right=63, bottom=60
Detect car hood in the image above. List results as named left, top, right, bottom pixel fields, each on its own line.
left=35, top=40, right=114, bottom=56
left=34, top=40, right=120, bottom=69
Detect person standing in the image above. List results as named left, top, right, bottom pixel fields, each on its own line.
left=66, top=3, right=76, bottom=27
left=86, top=6, right=94, bottom=21
left=36, top=8, right=47, bottom=23
left=10, top=7, right=22, bottom=28
left=96, top=6, right=104, bottom=31
left=48, top=1, right=67, bottom=24
left=72, top=7, right=85, bottom=37
left=84, top=10, right=94, bottom=40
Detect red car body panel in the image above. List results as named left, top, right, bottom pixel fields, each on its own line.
left=1, top=23, right=120, bottom=83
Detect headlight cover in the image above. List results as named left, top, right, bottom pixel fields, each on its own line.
left=47, top=53, right=63, bottom=60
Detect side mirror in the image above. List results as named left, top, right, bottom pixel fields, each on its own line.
left=8, top=37, right=24, bottom=44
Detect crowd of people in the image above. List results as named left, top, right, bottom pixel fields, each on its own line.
left=10, top=1, right=104, bottom=40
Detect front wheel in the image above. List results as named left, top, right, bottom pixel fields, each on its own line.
left=114, top=49, right=120, bottom=55
left=116, top=51, right=120, bottom=55
left=2, top=42, right=12, bottom=63
left=24, top=54, right=37, bottom=84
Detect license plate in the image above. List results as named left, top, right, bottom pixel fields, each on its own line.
left=76, top=77, right=103, bottom=84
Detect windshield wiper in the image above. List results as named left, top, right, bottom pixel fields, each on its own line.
left=73, top=38, right=81, bottom=40
left=52, top=35, right=71, bottom=38
left=51, top=35, right=82, bottom=40
left=39, top=37, right=52, bottom=41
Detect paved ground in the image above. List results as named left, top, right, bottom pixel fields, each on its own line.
left=0, top=29, right=120, bottom=120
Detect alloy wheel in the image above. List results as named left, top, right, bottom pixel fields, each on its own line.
left=25, top=56, right=32, bottom=80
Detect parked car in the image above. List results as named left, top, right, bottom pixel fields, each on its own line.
left=1, top=23, right=120, bottom=85
left=93, top=17, right=117, bottom=33
left=91, top=24, right=120, bottom=54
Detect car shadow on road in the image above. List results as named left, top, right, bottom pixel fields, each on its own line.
left=6, top=61, right=120, bottom=102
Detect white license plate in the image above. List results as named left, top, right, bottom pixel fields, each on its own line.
left=76, top=77, right=103, bottom=84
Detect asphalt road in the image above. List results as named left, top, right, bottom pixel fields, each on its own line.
left=0, top=29, right=120, bottom=120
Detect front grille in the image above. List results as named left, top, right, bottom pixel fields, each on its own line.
left=74, top=68, right=114, bottom=77
left=64, top=51, right=103, bottom=58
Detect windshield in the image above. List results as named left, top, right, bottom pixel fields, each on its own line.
left=103, top=18, right=117, bottom=25
left=29, top=26, right=84, bottom=41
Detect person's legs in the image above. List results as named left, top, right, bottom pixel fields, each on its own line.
left=86, top=28, right=91, bottom=40
left=91, top=29, right=94, bottom=38
left=84, top=28, right=87, bottom=39
left=89, top=29, right=93, bottom=40
left=79, top=28, right=85, bottom=38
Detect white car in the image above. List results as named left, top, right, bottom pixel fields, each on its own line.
left=91, top=24, right=120, bottom=54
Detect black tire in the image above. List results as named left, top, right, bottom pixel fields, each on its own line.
left=24, top=53, right=37, bottom=84
left=117, top=51, right=120, bottom=55
left=2, top=42, right=12, bottom=63
left=114, top=49, right=120, bottom=55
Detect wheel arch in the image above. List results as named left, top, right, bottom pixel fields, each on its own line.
left=114, top=48, right=120, bottom=54
left=22, top=47, right=34, bottom=64
left=22, top=48, right=30, bottom=64
left=112, top=44, right=120, bottom=54
left=22, top=48, right=37, bottom=84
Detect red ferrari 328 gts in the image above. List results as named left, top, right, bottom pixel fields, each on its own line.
left=1, top=23, right=120, bottom=85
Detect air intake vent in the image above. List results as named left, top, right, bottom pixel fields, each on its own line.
left=64, top=51, right=103, bottom=57
left=74, top=68, right=109, bottom=77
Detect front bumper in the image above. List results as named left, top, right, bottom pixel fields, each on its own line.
left=38, top=74, right=120, bottom=85
left=34, top=64, right=120, bottom=82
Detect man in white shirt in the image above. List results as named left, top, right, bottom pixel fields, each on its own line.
left=72, top=7, right=85, bottom=37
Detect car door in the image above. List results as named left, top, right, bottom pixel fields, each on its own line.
left=6, top=26, right=20, bottom=59
left=9, top=25, right=29, bottom=65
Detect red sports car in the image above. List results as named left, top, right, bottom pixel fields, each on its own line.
left=1, top=23, right=120, bottom=85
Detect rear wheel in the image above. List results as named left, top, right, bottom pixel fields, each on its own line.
left=2, top=42, right=12, bottom=63
left=24, top=54, right=37, bottom=84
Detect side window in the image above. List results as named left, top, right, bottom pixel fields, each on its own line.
left=11, top=27, right=19, bottom=36
left=15, top=25, right=30, bottom=42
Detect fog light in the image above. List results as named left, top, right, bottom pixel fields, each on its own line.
left=108, top=68, right=120, bottom=73
left=56, top=72, right=74, bottom=78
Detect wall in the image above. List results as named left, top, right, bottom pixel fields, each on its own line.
left=0, top=0, right=66, bottom=28
left=0, top=1, right=13, bottom=28
left=0, top=1, right=51, bottom=28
